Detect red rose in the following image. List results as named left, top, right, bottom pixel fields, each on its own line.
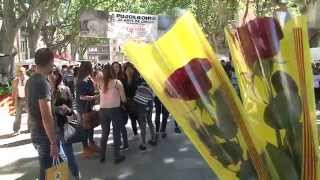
left=236, top=17, right=283, bottom=67
left=165, top=58, right=212, bottom=101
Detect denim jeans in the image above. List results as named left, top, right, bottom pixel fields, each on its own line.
left=61, top=143, right=79, bottom=178
left=100, top=107, right=125, bottom=159
left=34, top=142, right=53, bottom=180
left=126, top=98, right=138, bottom=135
left=80, top=112, right=95, bottom=148
left=154, top=97, right=169, bottom=133
left=136, top=103, right=155, bottom=144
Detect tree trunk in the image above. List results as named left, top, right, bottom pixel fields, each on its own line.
left=0, top=23, right=18, bottom=83
left=28, top=32, right=39, bottom=58
left=70, top=42, right=79, bottom=61
left=28, top=9, right=48, bottom=58
left=0, top=0, right=44, bottom=83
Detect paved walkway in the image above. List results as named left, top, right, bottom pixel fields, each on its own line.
left=0, top=112, right=216, bottom=180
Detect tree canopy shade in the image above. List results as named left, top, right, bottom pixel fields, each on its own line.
left=0, top=0, right=318, bottom=81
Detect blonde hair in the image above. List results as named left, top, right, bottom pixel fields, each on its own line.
left=15, top=66, right=26, bottom=76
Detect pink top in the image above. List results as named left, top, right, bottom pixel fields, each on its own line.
left=100, top=80, right=121, bottom=109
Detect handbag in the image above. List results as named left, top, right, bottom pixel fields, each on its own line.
left=64, top=111, right=87, bottom=144
left=45, top=159, right=69, bottom=180
left=81, top=110, right=100, bottom=129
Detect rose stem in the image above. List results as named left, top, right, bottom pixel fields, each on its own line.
left=235, top=136, right=245, bottom=162
left=275, top=129, right=283, bottom=148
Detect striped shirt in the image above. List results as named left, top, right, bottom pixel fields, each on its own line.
left=134, top=84, right=153, bottom=106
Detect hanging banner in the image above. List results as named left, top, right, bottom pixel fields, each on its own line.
left=107, top=12, right=158, bottom=42
left=79, top=9, right=108, bottom=38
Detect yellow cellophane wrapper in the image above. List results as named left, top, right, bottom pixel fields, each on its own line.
left=226, top=16, right=320, bottom=179
left=124, top=12, right=269, bottom=180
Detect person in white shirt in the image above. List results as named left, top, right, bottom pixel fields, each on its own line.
left=12, top=66, right=29, bottom=135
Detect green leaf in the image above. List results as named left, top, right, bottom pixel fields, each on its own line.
left=221, top=141, right=243, bottom=165
left=205, top=123, right=237, bottom=140
left=189, top=121, right=240, bottom=167
left=284, top=123, right=302, bottom=173
left=252, top=60, right=274, bottom=78
left=271, top=71, right=299, bottom=93
left=212, top=89, right=238, bottom=139
left=189, top=121, right=222, bottom=157
left=206, top=123, right=226, bottom=139
left=238, top=160, right=259, bottom=180
left=196, top=99, right=205, bottom=113
left=264, top=91, right=301, bottom=129
left=266, top=143, right=299, bottom=180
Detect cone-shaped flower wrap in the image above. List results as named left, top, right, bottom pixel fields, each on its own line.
left=124, top=12, right=269, bottom=180
left=226, top=16, right=320, bottom=180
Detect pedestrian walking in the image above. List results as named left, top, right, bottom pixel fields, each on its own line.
left=25, top=48, right=60, bottom=180
left=12, top=66, right=29, bottom=135
left=75, top=61, right=100, bottom=158
left=123, top=62, right=139, bottom=136
left=112, top=62, right=130, bottom=148
left=154, top=97, right=181, bottom=139
left=49, top=69, right=80, bottom=179
left=99, top=64, right=127, bottom=164
left=134, top=78, right=157, bottom=151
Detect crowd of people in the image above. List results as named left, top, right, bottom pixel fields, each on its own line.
left=11, top=48, right=182, bottom=180
left=313, top=63, right=320, bottom=107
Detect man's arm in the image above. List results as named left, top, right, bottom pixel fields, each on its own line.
left=38, top=99, right=57, bottom=145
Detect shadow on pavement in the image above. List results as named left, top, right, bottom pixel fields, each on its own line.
left=0, top=133, right=14, bottom=140
left=0, top=157, right=39, bottom=180
left=0, top=139, right=32, bottom=148
left=0, top=130, right=30, bottom=140
left=0, top=121, right=217, bottom=180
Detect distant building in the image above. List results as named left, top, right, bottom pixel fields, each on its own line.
left=86, top=43, right=110, bottom=64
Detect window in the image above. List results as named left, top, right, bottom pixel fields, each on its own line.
left=20, top=39, right=28, bottom=53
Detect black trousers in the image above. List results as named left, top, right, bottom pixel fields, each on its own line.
left=100, top=107, right=127, bottom=159
left=154, top=97, right=169, bottom=133
left=315, top=88, right=320, bottom=104
left=126, top=98, right=139, bottom=135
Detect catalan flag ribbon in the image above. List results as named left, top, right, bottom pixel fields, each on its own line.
left=226, top=16, right=320, bottom=179
left=124, top=12, right=269, bottom=180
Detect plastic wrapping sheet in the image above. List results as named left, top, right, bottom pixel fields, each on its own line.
left=226, top=16, right=320, bottom=179
left=124, top=12, right=269, bottom=180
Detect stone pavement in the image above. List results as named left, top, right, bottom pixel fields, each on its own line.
left=0, top=112, right=217, bottom=180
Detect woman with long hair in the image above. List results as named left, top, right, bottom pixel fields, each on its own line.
left=123, top=62, right=139, bottom=135
left=49, top=69, right=80, bottom=179
left=111, top=62, right=124, bottom=80
left=75, top=61, right=99, bottom=158
left=99, top=64, right=127, bottom=164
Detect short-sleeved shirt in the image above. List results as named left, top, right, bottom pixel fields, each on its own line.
left=134, top=83, right=154, bottom=110
left=26, top=73, right=52, bottom=144
left=75, top=77, right=95, bottom=114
